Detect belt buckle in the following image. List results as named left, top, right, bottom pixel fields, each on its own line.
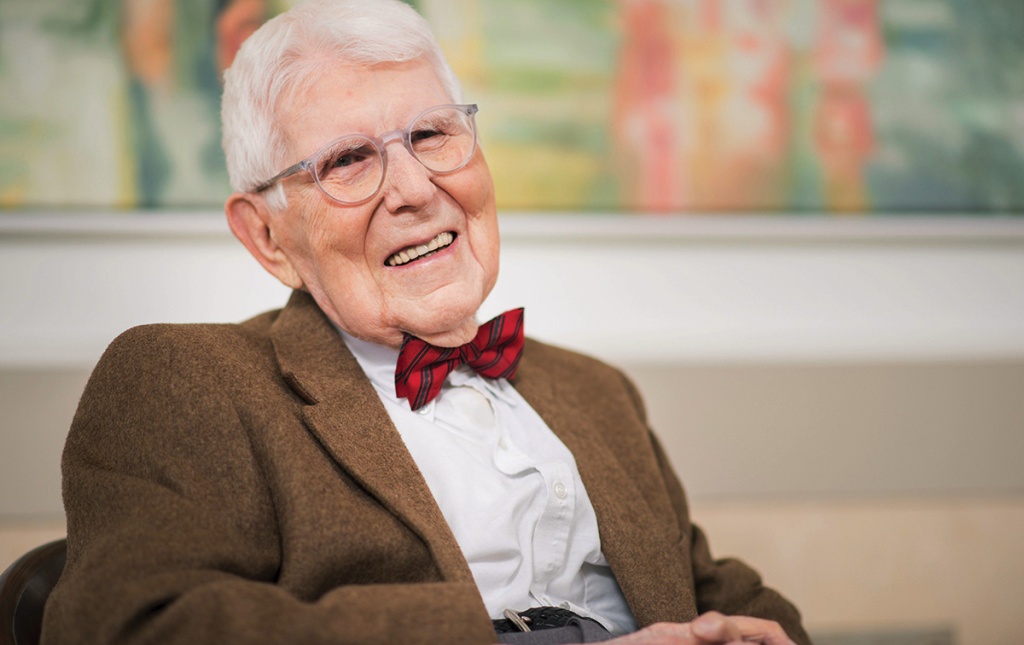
left=502, top=608, right=533, bottom=633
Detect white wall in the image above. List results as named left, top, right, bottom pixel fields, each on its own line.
left=4, top=212, right=1024, bottom=367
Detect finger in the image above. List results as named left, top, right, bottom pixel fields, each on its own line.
left=603, top=621, right=696, bottom=644
left=689, top=611, right=743, bottom=643
left=728, top=616, right=796, bottom=645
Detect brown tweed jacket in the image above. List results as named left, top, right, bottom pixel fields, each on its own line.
left=42, top=290, right=809, bottom=645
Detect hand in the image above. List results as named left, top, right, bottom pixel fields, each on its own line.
left=603, top=612, right=796, bottom=645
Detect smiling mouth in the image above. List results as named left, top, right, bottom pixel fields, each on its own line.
left=386, top=231, right=456, bottom=267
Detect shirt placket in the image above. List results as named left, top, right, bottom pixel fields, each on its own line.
left=527, top=459, right=575, bottom=604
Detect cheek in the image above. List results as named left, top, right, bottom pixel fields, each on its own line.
left=477, top=217, right=500, bottom=275
left=280, top=217, right=329, bottom=280
left=279, top=201, right=377, bottom=299
left=305, top=203, right=371, bottom=263
left=481, top=227, right=497, bottom=290
left=453, top=163, right=499, bottom=284
left=448, top=154, right=495, bottom=215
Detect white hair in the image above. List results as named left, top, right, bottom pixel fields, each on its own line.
left=221, top=0, right=462, bottom=209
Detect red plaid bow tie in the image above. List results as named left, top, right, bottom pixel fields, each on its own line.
left=395, top=308, right=525, bottom=410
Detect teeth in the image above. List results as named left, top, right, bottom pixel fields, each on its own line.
left=387, top=231, right=454, bottom=266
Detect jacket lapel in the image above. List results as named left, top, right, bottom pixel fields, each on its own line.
left=513, top=343, right=697, bottom=625
left=268, top=291, right=475, bottom=584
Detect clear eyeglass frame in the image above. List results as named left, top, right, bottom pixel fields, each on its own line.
left=250, top=103, right=479, bottom=205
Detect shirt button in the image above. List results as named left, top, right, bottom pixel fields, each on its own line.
left=553, top=481, right=568, bottom=499
left=417, top=405, right=430, bottom=415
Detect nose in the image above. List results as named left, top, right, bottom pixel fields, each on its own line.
left=379, top=138, right=437, bottom=213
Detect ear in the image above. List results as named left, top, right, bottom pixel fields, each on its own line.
left=225, top=192, right=305, bottom=290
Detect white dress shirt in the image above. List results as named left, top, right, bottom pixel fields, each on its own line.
left=340, top=330, right=638, bottom=635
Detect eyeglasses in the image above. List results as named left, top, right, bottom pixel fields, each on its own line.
left=251, top=103, right=479, bottom=205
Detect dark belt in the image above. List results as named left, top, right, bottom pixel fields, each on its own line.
left=492, top=606, right=595, bottom=634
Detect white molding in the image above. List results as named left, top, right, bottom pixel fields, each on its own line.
left=2, top=211, right=1024, bottom=368
left=3, top=210, right=1024, bottom=242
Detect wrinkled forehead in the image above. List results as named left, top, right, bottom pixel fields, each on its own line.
left=274, top=57, right=451, bottom=160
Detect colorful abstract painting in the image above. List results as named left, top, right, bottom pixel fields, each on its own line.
left=1, top=0, right=1022, bottom=213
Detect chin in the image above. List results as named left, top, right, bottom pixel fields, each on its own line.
left=401, top=302, right=482, bottom=346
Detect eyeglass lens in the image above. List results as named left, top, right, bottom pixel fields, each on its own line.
left=313, top=105, right=476, bottom=204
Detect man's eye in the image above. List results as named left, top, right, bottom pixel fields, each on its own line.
left=332, top=151, right=366, bottom=168
left=411, top=128, right=444, bottom=143
left=321, top=145, right=374, bottom=175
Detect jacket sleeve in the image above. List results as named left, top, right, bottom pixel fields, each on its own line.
left=621, top=373, right=813, bottom=645
left=42, top=326, right=496, bottom=645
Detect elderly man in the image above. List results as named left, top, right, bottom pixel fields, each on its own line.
left=43, top=1, right=810, bottom=644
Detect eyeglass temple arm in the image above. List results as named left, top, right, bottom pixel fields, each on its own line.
left=250, top=160, right=308, bottom=193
